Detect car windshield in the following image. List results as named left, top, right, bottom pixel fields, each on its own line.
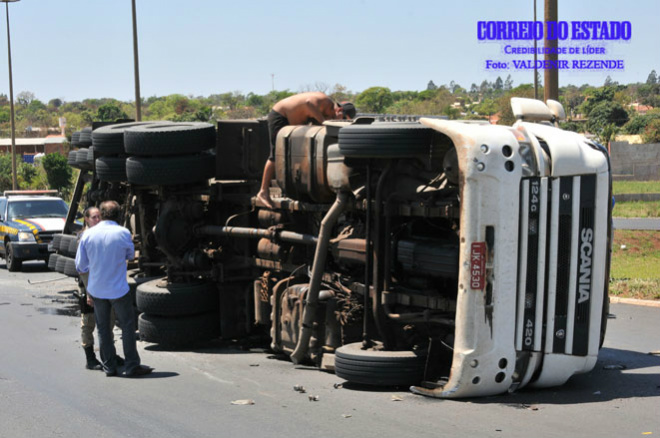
left=7, top=199, right=68, bottom=220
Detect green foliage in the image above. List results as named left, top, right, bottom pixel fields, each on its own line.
left=642, top=118, right=660, bottom=143
left=96, top=103, right=129, bottom=121
left=496, top=84, right=535, bottom=126
left=579, top=85, right=624, bottom=115
left=356, top=87, right=394, bottom=113
left=586, top=101, right=628, bottom=142
left=623, top=110, right=660, bottom=134
left=613, top=180, right=660, bottom=195
left=559, top=121, right=582, bottom=132
left=0, top=154, right=12, bottom=192
left=41, top=152, right=73, bottom=197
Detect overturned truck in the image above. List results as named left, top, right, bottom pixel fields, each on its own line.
left=63, top=97, right=612, bottom=398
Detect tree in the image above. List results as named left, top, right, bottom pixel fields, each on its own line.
left=48, top=98, right=63, bottom=109
left=642, top=118, right=660, bottom=143
left=504, top=75, right=513, bottom=91
left=494, top=76, right=504, bottom=92
left=427, top=80, right=437, bottom=91
left=355, top=87, right=393, bottom=113
left=623, top=111, right=660, bottom=135
left=41, top=153, right=73, bottom=198
left=0, top=154, right=12, bottom=192
left=586, top=101, right=629, bottom=142
left=646, top=70, right=658, bottom=85
left=96, top=103, right=128, bottom=121
left=16, top=91, right=35, bottom=107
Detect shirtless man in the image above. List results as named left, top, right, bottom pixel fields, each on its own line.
left=256, top=92, right=356, bottom=208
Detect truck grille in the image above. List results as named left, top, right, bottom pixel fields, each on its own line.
left=516, top=175, right=596, bottom=356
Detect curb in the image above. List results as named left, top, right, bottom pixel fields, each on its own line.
left=610, top=296, right=660, bottom=308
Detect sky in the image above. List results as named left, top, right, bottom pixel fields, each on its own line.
left=0, top=0, right=658, bottom=103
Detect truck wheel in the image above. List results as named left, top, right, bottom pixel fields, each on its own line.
left=138, top=312, right=220, bottom=347
left=64, top=257, right=78, bottom=277
left=338, top=123, right=434, bottom=158
left=75, top=148, right=91, bottom=169
left=96, top=156, right=127, bottom=182
left=6, top=243, right=23, bottom=272
left=52, top=234, right=63, bottom=251
left=124, top=122, right=216, bottom=156
left=67, top=150, right=79, bottom=168
left=136, top=278, right=218, bottom=316
left=67, top=238, right=78, bottom=258
left=48, top=253, right=60, bottom=271
left=58, top=235, right=77, bottom=257
left=126, top=152, right=214, bottom=186
left=71, top=131, right=81, bottom=148
left=92, top=121, right=161, bottom=155
left=334, top=342, right=427, bottom=387
left=55, top=256, right=67, bottom=273
left=78, top=127, right=93, bottom=147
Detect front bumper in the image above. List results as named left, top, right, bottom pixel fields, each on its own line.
left=11, top=241, right=52, bottom=260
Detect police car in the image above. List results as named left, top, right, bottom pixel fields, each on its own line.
left=0, top=190, right=69, bottom=271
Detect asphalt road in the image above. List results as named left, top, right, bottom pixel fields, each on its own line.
left=1, top=261, right=658, bottom=438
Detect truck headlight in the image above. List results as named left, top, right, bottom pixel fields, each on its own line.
left=18, top=231, right=36, bottom=242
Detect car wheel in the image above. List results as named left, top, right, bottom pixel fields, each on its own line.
left=126, top=152, right=214, bottom=186
left=64, top=257, right=78, bottom=277
left=48, top=253, right=60, bottom=271
left=124, top=122, right=216, bottom=156
left=334, top=342, right=427, bottom=387
left=6, top=243, right=22, bottom=272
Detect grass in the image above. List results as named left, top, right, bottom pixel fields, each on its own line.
left=609, top=230, right=660, bottom=300
left=612, top=180, right=660, bottom=195
left=612, top=200, right=660, bottom=218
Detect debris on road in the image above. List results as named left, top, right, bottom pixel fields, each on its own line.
left=293, top=384, right=306, bottom=393
left=230, top=399, right=255, bottom=405
left=603, top=364, right=627, bottom=370
left=308, top=395, right=319, bottom=401
left=391, top=395, right=403, bottom=401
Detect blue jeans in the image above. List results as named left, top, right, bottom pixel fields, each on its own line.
left=92, top=291, right=140, bottom=374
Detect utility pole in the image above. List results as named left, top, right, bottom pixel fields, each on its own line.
left=271, top=73, right=274, bottom=91
left=132, top=0, right=142, bottom=121
left=534, top=0, right=538, bottom=100
left=544, top=0, right=559, bottom=101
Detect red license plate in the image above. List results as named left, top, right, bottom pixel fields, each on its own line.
left=470, top=242, right=486, bottom=290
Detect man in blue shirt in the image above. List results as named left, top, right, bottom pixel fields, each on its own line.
left=76, top=200, right=152, bottom=377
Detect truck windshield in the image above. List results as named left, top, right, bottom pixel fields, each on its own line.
left=7, top=200, right=68, bottom=220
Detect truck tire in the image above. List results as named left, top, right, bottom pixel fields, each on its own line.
left=76, top=148, right=91, bottom=169
left=78, top=127, right=93, bottom=147
left=96, top=156, right=127, bottom=182
left=67, top=150, right=79, bottom=168
left=64, top=257, right=78, bottom=277
left=55, top=255, right=67, bottom=273
left=59, top=235, right=77, bottom=257
left=92, top=121, right=161, bottom=155
left=126, top=152, right=214, bottom=186
left=48, top=253, right=60, bottom=271
left=124, top=122, right=216, bottom=156
left=6, top=243, right=23, bottom=272
left=338, top=123, right=433, bottom=158
left=138, top=312, right=220, bottom=347
left=136, top=279, right=218, bottom=316
left=67, top=238, right=78, bottom=257
left=334, top=342, right=427, bottom=386
left=52, top=234, right=63, bottom=251
left=71, top=131, right=81, bottom=148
